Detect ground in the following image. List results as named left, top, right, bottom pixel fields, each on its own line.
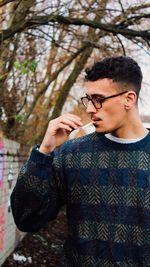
left=2, top=207, right=67, bottom=267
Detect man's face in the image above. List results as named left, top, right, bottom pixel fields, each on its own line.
left=84, top=78, right=129, bottom=135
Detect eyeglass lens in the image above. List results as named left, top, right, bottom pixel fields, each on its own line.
left=81, top=96, right=102, bottom=109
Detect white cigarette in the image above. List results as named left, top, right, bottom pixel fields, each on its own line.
left=69, top=122, right=94, bottom=139
left=80, top=122, right=93, bottom=129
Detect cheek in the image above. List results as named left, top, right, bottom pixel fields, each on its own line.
left=103, top=105, right=124, bottom=122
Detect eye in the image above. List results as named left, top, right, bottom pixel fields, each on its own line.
left=93, top=96, right=103, bottom=103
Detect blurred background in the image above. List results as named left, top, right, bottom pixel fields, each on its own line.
left=0, top=0, right=150, bottom=143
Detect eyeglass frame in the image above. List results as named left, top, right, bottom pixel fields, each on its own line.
left=81, top=90, right=129, bottom=109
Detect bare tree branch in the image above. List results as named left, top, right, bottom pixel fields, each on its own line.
left=117, top=13, right=150, bottom=28
left=23, top=42, right=90, bottom=122
left=0, top=14, right=149, bottom=46
left=0, top=0, right=17, bottom=8
left=115, top=34, right=126, bottom=56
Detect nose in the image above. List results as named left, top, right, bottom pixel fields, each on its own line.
left=86, top=100, right=97, bottom=114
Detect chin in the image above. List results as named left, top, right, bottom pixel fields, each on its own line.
left=95, top=126, right=110, bottom=135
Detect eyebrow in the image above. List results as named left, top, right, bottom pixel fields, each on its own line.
left=86, top=93, right=106, bottom=98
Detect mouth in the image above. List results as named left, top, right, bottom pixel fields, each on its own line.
left=91, top=118, right=102, bottom=126
left=91, top=116, right=101, bottom=122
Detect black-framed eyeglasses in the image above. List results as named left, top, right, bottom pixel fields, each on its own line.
left=81, top=91, right=128, bottom=109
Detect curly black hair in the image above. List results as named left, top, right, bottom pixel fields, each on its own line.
left=85, top=56, right=143, bottom=96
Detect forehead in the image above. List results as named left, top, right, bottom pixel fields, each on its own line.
left=85, top=78, right=120, bottom=96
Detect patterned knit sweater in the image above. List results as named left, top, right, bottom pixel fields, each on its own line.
left=11, top=132, right=150, bottom=267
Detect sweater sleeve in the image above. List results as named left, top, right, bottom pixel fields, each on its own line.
left=10, top=145, right=66, bottom=232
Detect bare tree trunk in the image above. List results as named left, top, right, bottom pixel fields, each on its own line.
left=50, top=0, right=108, bottom=120
left=37, top=46, right=93, bottom=142
left=37, top=0, right=108, bottom=143
left=50, top=48, right=92, bottom=120
left=0, top=0, right=36, bottom=133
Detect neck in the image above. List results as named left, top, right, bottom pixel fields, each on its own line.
left=111, top=110, right=149, bottom=139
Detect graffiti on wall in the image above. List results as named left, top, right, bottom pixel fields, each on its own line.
left=0, top=139, right=5, bottom=250
left=0, top=139, right=29, bottom=265
left=0, top=140, right=4, bottom=187
left=7, top=165, right=14, bottom=212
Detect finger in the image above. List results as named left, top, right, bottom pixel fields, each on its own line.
left=62, top=116, right=83, bottom=126
left=57, top=122, right=73, bottom=132
left=62, top=114, right=82, bottom=123
left=60, top=118, right=82, bottom=130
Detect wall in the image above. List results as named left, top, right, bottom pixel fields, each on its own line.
left=0, top=126, right=93, bottom=266
left=0, top=138, right=29, bottom=266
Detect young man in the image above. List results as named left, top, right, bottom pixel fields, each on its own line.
left=11, top=56, right=150, bottom=266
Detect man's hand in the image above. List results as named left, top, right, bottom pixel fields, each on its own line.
left=39, top=114, right=83, bottom=154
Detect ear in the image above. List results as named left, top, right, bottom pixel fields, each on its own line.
left=124, top=91, right=137, bottom=110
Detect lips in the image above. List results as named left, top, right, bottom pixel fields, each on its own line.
left=91, top=118, right=102, bottom=127
left=91, top=116, right=101, bottom=122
